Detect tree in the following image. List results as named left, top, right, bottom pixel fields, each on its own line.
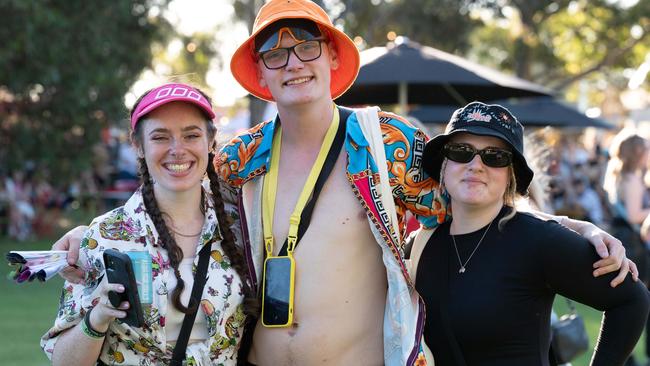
left=336, top=0, right=479, bottom=52
left=150, top=31, right=221, bottom=90
left=465, top=0, right=650, bottom=93
left=0, top=0, right=173, bottom=183
left=336, top=0, right=649, bottom=107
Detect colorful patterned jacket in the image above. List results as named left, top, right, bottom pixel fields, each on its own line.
left=217, top=107, right=449, bottom=366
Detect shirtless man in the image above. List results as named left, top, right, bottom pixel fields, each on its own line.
left=55, top=1, right=634, bottom=364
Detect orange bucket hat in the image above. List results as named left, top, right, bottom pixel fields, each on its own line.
left=230, top=0, right=360, bottom=102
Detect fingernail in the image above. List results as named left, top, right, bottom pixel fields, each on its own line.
left=118, top=285, right=125, bottom=292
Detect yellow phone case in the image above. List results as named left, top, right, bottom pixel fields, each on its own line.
left=261, top=255, right=296, bottom=328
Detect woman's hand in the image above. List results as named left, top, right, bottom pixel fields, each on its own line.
left=52, top=226, right=88, bottom=284
left=569, top=218, right=639, bottom=287
left=88, top=282, right=130, bottom=333
left=51, top=275, right=130, bottom=366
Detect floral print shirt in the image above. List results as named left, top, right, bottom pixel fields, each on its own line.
left=41, top=187, right=246, bottom=366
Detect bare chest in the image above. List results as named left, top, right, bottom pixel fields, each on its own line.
left=253, top=150, right=387, bottom=365
left=270, top=149, right=367, bottom=252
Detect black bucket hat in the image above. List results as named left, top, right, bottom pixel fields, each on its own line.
left=422, top=101, right=534, bottom=195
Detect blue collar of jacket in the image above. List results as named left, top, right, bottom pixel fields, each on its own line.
left=223, top=107, right=370, bottom=186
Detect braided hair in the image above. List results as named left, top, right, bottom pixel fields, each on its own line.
left=130, top=88, right=256, bottom=316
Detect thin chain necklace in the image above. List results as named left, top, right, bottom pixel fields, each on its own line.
left=163, top=190, right=206, bottom=238
left=451, top=219, right=494, bottom=274
left=171, top=228, right=203, bottom=238
left=167, top=214, right=204, bottom=238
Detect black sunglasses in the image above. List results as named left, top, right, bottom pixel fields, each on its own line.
left=258, top=39, right=324, bottom=70
left=443, top=142, right=513, bottom=168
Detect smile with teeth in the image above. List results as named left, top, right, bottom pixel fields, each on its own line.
left=165, top=162, right=192, bottom=173
left=285, top=76, right=313, bottom=86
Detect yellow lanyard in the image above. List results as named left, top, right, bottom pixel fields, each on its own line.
left=262, top=105, right=340, bottom=257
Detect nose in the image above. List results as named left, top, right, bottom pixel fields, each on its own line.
left=169, top=138, right=187, bottom=157
left=466, top=154, right=485, bottom=170
left=285, top=48, right=304, bottom=71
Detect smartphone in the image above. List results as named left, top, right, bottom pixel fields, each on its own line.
left=102, top=249, right=144, bottom=328
left=261, top=256, right=296, bottom=327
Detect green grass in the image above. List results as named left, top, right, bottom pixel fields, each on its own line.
left=1, top=238, right=64, bottom=366
left=0, top=238, right=647, bottom=365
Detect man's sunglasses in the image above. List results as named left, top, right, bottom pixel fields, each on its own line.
left=256, top=21, right=322, bottom=53
left=442, top=142, right=513, bottom=168
left=258, top=39, right=325, bottom=70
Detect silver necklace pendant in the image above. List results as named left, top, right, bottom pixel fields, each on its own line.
left=451, top=219, right=495, bottom=275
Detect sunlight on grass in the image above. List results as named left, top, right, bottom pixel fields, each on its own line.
left=1, top=239, right=64, bottom=366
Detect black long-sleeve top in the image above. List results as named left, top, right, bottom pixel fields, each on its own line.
left=415, top=209, right=650, bottom=366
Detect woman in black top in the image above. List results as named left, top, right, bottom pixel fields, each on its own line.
left=414, top=102, right=650, bottom=366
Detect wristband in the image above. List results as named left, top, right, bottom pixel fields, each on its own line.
left=81, top=307, right=106, bottom=339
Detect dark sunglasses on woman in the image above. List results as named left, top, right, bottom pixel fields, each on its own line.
left=443, top=142, right=513, bottom=168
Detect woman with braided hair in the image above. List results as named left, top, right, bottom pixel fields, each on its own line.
left=41, top=83, right=255, bottom=366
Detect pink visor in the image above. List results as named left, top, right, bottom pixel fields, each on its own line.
left=130, top=83, right=216, bottom=129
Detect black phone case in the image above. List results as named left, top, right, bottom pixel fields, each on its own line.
left=102, top=249, right=144, bottom=328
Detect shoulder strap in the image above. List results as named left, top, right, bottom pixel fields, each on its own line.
left=277, top=106, right=351, bottom=257
left=170, top=242, right=213, bottom=366
left=407, top=228, right=435, bottom=278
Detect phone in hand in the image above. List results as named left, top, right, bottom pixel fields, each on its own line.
left=102, top=249, right=144, bottom=328
left=261, top=256, right=295, bottom=327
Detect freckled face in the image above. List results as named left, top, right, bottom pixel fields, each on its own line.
left=442, top=133, right=511, bottom=209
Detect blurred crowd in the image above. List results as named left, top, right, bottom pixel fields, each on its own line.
left=521, top=124, right=650, bottom=288
left=0, top=128, right=141, bottom=241
left=544, top=126, right=650, bottom=242
left=0, top=167, right=85, bottom=241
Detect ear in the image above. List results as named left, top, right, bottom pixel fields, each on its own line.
left=257, top=63, right=268, bottom=89
left=129, top=131, right=142, bottom=157
left=327, top=41, right=339, bottom=70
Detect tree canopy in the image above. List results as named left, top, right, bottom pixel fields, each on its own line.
left=0, top=0, right=173, bottom=183
left=335, top=0, right=648, bottom=93
left=229, top=0, right=647, bottom=117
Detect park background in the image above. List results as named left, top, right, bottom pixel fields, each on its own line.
left=1, top=0, right=650, bottom=365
